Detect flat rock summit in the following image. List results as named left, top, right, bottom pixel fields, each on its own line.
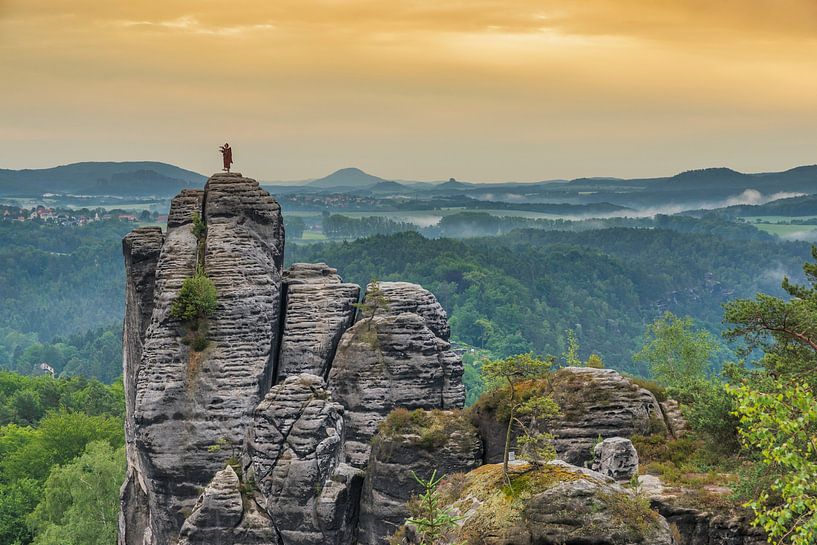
left=119, top=173, right=763, bottom=545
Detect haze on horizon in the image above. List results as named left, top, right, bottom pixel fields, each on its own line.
left=1, top=0, right=816, bottom=183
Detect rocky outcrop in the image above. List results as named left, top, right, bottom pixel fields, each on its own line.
left=328, top=310, right=466, bottom=468
left=660, top=400, right=690, bottom=439
left=474, top=367, right=668, bottom=467
left=243, top=373, right=362, bottom=545
left=123, top=174, right=286, bottom=545
left=639, top=475, right=765, bottom=545
left=393, top=461, right=674, bottom=545
left=177, top=466, right=279, bottom=545
left=358, top=410, right=482, bottom=545
left=592, top=437, right=639, bottom=481
left=375, top=282, right=451, bottom=340
left=276, top=264, right=360, bottom=381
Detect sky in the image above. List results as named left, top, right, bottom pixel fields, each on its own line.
left=1, top=0, right=816, bottom=182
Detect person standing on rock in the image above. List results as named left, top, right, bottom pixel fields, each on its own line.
left=219, top=143, right=233, bottom=172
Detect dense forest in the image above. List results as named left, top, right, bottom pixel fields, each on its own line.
left=288, top=229, right=809, bottom=374
left=0, top=372, right=124, bottom=545
left=0, top=213, right=810, bottom=381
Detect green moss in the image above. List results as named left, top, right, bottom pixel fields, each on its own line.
left=377, top=408, right=476, bottom=453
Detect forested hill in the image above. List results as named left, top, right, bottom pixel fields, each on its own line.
left=288, top=230, right=810, bottom=374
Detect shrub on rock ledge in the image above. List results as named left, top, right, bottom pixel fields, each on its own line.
left=171, top=269, right=217, bottom=323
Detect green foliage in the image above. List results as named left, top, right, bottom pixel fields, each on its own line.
left=191, top=212, right=207, bottom=239
left=562, top=329, right=581, bottom=367
left=730, top=381, right=817, bottom=545
left=170, top=269, right=218, bottom=324
left=354, top=279, right=390, bottom=321
left=634, top=312, right=717, bottom=389
left=403, top=470, right=461, bottom=545
left=723, top=248, right=817, bottom=544
left=0, top=371, right=124, bottom=545
left=585, top=353, right=604, bottom=369
left=481, top=354, right=559, bottom=483
left=28, top=441, right=124, bottom=545
left=724, top=245, right=817, bottom=381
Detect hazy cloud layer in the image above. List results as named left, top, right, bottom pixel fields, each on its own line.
left=2, top=1, right=816, bottom=180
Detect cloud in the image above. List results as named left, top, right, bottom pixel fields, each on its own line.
left=115, top=16, right=275, bottom=37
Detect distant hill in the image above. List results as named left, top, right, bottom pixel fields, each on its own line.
left=368, top=181, right=411, bottom=193
left=685, top=194, right=817, bottom=218
left=569, top=166, right=817, bottom=194
left=0, top=161, right=206, bottom=197
left=307, top=167, right=389, bottom=189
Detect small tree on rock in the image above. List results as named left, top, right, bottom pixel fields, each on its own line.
left=481, top=353, right=559, bottom=486
left=354, top=279, right=390, bottom=322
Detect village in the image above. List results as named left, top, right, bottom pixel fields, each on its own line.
left=0, top=204, right=165, bottom=226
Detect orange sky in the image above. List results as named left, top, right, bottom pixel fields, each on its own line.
left=1, top=0, right=816, bottom=181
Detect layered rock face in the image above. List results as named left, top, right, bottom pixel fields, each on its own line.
left=244, top=374, right=362, bottom=545
left=120, top=176, right=465, bottom=545
left=329, top=311, right=465, bottom=467
left=276, top=264, right=360, bottom=381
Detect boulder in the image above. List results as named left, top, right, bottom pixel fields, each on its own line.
left=592, top=437, right=639, bottom=481
left=358, top=410, right=483, bottom=545
left=178, top=465, right=279, bottom=545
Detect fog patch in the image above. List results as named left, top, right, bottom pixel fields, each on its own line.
left=780, top=229, right=817, bottom=242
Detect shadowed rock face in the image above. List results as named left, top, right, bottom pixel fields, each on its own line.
left=358, top=411, right=482, bottom=545
left=123, top=174, right=285, bottom=545
left=178, top=466, right=279, bottom=545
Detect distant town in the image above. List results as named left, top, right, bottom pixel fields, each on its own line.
left=0, top=204, right=166, bottom=226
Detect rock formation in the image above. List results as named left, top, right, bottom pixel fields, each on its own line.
left=120, top=174, right=465, bottom=545
left=358, top=410, right=482, bottom=545
left=276, top=264, right=359, bottom=381
left=473, top=366, right=668, bottom=467
left=121, top=172, right=758, bottom=545
left=392, top=461, right=674, bottom=545
left=328, top=311, right=465, bottom=467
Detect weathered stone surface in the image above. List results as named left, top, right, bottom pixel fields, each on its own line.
left=660, top=400, right=690, bottom=439
left=592, top=437, right=639, bottom=481
left=640, top=474, right=766, bottom=545
left=328, top=312, right=465, bottom=468
left=284, top=263, right=343, bottom=285
left=178, top=465, right=280, bottom=545
left=121, top=226, right=163, bottom=484
left=375, top=282, right=451, bottom=340
left=126, top=175, right=285, bottom=544
left=474, top=367, right=668, bottom=467
left=395, top=461, right=674, bottom=545
left=245, top=374, right=363, bottom=545
left=276, top=265, right=360, bottom=381
left=358, top=410, right=483, bottom=545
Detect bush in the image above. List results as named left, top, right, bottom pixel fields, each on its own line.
left=170, top=270, right=217, bottom=323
